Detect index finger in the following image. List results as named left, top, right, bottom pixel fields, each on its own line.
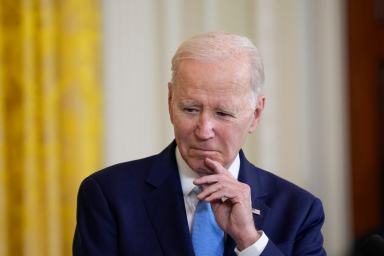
left=204, top=158, right=227, bottom=174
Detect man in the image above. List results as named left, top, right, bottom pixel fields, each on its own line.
left=73, top=31, right=326, bottom=255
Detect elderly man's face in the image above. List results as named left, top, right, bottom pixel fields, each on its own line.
left=168, top=57, right=265, bottom=175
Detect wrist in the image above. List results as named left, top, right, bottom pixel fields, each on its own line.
left=235, top=229, right=261, bottom=251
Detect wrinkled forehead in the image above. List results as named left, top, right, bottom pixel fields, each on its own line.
left=171, top=59, right=255, bottom=111
left=174, top=57, right=252, bottom=90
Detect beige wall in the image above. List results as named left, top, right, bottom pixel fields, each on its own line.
left=102, top=1, right=350, bottom=255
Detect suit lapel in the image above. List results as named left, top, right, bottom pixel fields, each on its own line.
left=143, top=142, right=194, bottom=256
left=224, top=150, right=271, bottom=255
left=237, top=150, right=270, bottom=230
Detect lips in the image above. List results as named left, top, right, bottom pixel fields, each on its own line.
left=190, top=146, right=216, bottom=152
left=189, top=147, right=218, bottom=157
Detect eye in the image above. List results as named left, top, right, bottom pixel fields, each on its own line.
left=183, top=107, right=199, bottom=113
left=216, top=111, right=234, bottom=118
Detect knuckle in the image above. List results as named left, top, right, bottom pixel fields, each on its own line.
left=240, top=184, right=250, bottom=196
left=216, top=174, right=225, bottom=183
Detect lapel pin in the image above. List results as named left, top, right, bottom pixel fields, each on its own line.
left=252, top=208, right=261, bottom=215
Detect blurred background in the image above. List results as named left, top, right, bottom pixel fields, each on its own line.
left=0, top=0, right=383, bottom=255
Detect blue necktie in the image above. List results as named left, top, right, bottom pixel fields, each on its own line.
left=191, top=198, right=225, bottom=256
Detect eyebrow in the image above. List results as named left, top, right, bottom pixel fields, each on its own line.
left=178, top=99, right=200, bottom=106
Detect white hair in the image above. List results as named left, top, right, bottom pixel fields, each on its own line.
left=171, top=31, right=265, bottom=105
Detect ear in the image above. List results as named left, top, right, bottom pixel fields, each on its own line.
left=168, top=82, right=174, bottom=124
left=248, top=95, right=266, bottom=133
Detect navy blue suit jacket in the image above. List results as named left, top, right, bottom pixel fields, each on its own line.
left=73, top=141, right=326, bottom=255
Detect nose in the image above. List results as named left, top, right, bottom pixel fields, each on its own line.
left=194, top=112, right=215, bottom=140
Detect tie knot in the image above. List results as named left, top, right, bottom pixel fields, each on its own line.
left=192, top=186, right=202, bottom=194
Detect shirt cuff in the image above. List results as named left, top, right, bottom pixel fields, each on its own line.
left=234, top=231, right=269, bottom=256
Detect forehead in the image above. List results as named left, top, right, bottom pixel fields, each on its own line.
left=175, top=58, right=252, bottom=93
left=173, top=59, right=253, bottom=111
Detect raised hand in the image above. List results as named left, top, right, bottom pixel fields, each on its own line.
left=193, top=158, right=260, bottom=250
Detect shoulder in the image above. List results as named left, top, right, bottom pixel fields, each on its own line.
left=79, top=153, right=160, bottom=198
left=78, top=141, right=178, bottom=198
left=252, top=166, right=324, bottom=226
left=240, top=151, right=320, bottom=204
left=240, top=153, right=323, bottom=213
left=262, top=168, right=318, bottom=202
left=93, top=154, right=157, bottom=182
left=258, top=166, right=322, bottom=209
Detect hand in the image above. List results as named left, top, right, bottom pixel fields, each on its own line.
left=193, top=158, right=260, bottom=250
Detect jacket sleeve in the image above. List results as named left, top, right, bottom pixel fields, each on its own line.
left=262, top=197, right=326, bottom=256
left=73, top=177, right=118, bottom=256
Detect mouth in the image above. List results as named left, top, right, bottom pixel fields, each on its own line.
left=189, top=147, right=218, bottom=157
left=190, top=146, right=216, bottom=152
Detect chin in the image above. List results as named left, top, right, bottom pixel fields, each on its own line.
left=186, top=159, right=212, bottom=175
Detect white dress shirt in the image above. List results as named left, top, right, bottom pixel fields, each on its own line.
left=175, top=147, right=269, bottom=255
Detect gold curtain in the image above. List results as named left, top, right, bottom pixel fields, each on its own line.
left=0, top=0, right=102, bottom=255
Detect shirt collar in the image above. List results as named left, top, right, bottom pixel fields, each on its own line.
left=175, top=146, right=240, bottom=196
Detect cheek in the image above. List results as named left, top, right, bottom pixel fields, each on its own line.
left=172, top=115, right=195, bottom=138
left=221, top=124, right=248, bottom=147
